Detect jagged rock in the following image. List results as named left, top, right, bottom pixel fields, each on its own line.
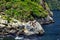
left=37, top=15, right=54, bottom=24
left=37, top=0, right=54, bottom=24
left=0, top=18, right=45, bottom=35
left=6, top=24, right=12, bottom=28
left=45, top=15, right=54, bottom=22
left=0, top=24, right=5, bottom=28
left=24, top=20, right=45, bottom=35
left=9, top=19, right=22, bottom=28
left=40, top=0, right=53, bottom=17
left=9, top=22, right=19, bottom=28
left=0, top=19, right=8, bottom=24
left=49, top=11, right=53, bottom=16
left=46, top=9, right=53, bottom=16
left=8, top=29, right=16, bottom=34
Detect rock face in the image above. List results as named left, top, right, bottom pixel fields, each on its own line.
left=0, top=17, right=44, bottom=35
left=24, top=20, right=44, bottom=35
left=0, top=19, right=8, bottom=25
left=40, top=0, right=53, bottom=17
left=38, top=0, right=54, bottom=24
left=37, top=15, right=54, bottom=24
left=0, top=24, right=5, bottom=28
left=0, top=0, right=54, bottom=36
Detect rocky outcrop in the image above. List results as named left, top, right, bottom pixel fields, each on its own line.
left=40, top=0, right=53, bottom=17
left=0, top=16, right=44, bottom=36
left=0, top=0, right=54, bottom=36
left=24, top=20, right=44, bottom=35
left=38, top=0, right=54, bottom=24
left=37, top=15, right=54, bottom=24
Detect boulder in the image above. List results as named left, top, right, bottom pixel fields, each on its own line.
left=6, top=24, right=12, bottom=28
left=8, top=29, right=16, bottom=34
left=0, top=19, right=8, bottom=24
left=9, top=19, right=22, bottom=28
left=24, top=20, right=44, bottom=35
left=0, top=24, right=5, bottom=28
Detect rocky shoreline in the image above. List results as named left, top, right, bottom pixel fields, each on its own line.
left=0, top=16, right=44, bottom=35
left=0, top=12, right=54, bottom=36
left=0, top=0, right=54, bottom=38
left=0, top=10, right=54, bottom=40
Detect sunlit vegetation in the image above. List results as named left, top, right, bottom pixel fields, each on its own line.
left=0, top=0, right=48, bottom=22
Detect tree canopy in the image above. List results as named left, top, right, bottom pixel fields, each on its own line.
left=0, top=0, right=48, bottom=22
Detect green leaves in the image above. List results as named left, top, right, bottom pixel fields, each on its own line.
left=5, top=2, right=12, bottom=9
left=0, top=0, right=48, bottom=22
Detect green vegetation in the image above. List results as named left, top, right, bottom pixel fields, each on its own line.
left=0, top=0, right=48, bottom=22
left=45, top=0, right=60, bottom=10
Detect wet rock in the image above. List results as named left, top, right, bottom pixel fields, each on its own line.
left=9, top=29, right=16, bottom=34
left=36, top=15, right=54, bottom=24
left=15, top=36, right=23, bottom=40
left=47, top=10, right=53, bottom=17
left=45, top=15, right=54, bottom=22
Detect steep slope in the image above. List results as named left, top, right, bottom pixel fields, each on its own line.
left=0, top=0, right=54, bottom=35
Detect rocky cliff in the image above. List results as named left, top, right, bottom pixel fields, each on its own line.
left=0, top=0, right=54, bottom=36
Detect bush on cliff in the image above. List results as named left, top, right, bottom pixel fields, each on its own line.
left=0, top=0, right=48, bottom=22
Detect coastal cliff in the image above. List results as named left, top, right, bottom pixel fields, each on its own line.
left=0, top=0, right=54, bottom=36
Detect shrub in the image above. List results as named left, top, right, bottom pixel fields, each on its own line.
left=0, top=0, right=48, bottom=22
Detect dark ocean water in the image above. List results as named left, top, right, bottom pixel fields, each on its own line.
left=21, top=10, right=60, bottom=40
